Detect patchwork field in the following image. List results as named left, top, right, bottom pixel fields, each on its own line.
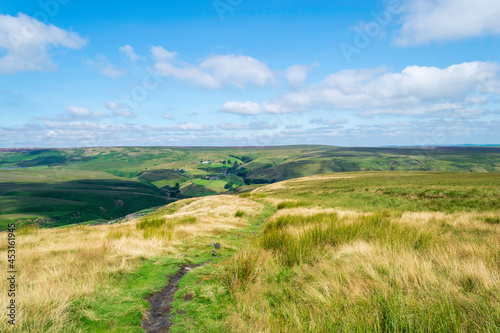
left=0, top=168, right=171, bottom=230
left=1, top=171, right=499, bottom=332
left=1, top=146, right=499, bottom=229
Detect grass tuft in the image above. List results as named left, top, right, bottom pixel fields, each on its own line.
left=484, top=216, right=500, bottom=224
left=277, top=200, right=313, bottom=210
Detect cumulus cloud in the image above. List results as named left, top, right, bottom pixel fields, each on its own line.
left=0, top=13, right=87, bottom=74
left=65, top=106, right=107, bottom=118
left=395, top=0, right=500, bottom=45
left=119, top=44, right=138, bottom=62
left=285, top=63, right=319, bottom=89
left=2, top=117, right=499, bottom=147
left=151, top=46, right=177, bottom=62
left=105, top=102, right=120, bottom=111
left=152, top=47, right=274, bottom=89
left=221, top=61, right=500, bottom=117
left=220, top=101, right=263, bottom=115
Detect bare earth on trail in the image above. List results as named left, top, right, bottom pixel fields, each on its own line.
left=142, top=264, right=203, bottom=333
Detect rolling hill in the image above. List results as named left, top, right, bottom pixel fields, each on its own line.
left=1, top=145, right=499, bottom=229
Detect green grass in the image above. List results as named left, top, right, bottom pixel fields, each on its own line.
left=234, top=210, right=245, bottom=217
left=264, top=172, right=500, bottom=213
left=71, top=201, right=276, bottom=333
left=260, top=210, right=436, bottom=267
left=0, top=170, right=172, bottom=230
left=1, top=146, right=499, bottom=229
left=9, top=171, right=500, bottom=332
left=277, top=200, right=314, bottom=210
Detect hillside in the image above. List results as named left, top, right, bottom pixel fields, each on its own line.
left=1, top=146, right=499, bottom=229
left=1, top=171, right=498, bottom=332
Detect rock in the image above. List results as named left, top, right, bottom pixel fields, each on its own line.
left=214, top=243, right=220, bottom=249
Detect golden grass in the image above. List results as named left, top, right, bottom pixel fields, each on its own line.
left=0, top=195, right=262, bottom=332
left=223, top=209, right=500, bottom=332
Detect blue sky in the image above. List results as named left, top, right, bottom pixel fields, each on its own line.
left=0, top=0, right=499, bottom=147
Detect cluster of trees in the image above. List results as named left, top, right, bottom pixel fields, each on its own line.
left=228, top=155, right=254, bottom=163
left=224, top=182, right=235, bottom=191
left=162, top=183, right=184, bottom=199
left=243, top=178, right=277, bottom=185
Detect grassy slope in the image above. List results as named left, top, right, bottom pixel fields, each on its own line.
left=2, top=171, right=499, bottom=332
left=1, top=146, right=499, bottom=229
left=0, top=169, right=172, bottom=230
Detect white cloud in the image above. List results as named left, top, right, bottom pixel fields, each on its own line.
left=395, top=0, right=500, bottom=45
left=85, top=55, right=123, bottom=78
left=63, top=106, right=107, bottom=119
left=358, top=103, right=462, bottom=118
left=310, top=118, right=348, bottom=126
left=218, top=123, right=249, bottom=130
left=0, top=13, right=87, bottom=74
left=66, top=106, right=91, bottom=117
left=285, top=63, right=319, bottom=89
left=151, top=46, right=177, bottom=62
left=220, top=101, right=263, bottom=115
left=161, top=114, right=173, bottom=119
left=218, top=121, right=276, bottom=130
left=221, top=61, right=500, bottom=116
left=105, top=102, right=120, bottom=111
left=152, top=48, right=274, bottom=89
left=165, top=123, right=213, bottom=131
left=119, top=44, right=138, bottom=62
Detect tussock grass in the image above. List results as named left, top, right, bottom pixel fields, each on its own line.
left=235, top=210, right=246, bottom=217
left=220, top=174, right=500, bottom=332
left=224, top=246, right=272, bottom=291
left=484, top=216, right=500, bottom=224
left=0, top=195, right=263, bottom=332
left=259, top=210, right=438, bottom=267
left=277, top=200, right=313, bottom=210
left=17, top=223, right=40, bottom=236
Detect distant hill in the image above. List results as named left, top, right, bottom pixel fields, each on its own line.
left=1, top=145, right=499, bottom=228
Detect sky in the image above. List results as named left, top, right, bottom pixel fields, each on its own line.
left=0, top=0, right=500, bottom=148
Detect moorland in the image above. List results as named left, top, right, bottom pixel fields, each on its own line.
left=1, top=145, right=499, bottom=230
left=0, top=167, right=499, bottom=332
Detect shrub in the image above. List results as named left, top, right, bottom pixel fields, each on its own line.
left=235, top=210, right=246, bottom=218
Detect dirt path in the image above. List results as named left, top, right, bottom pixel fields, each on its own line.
left=142, top=264, right=202, bottom=333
